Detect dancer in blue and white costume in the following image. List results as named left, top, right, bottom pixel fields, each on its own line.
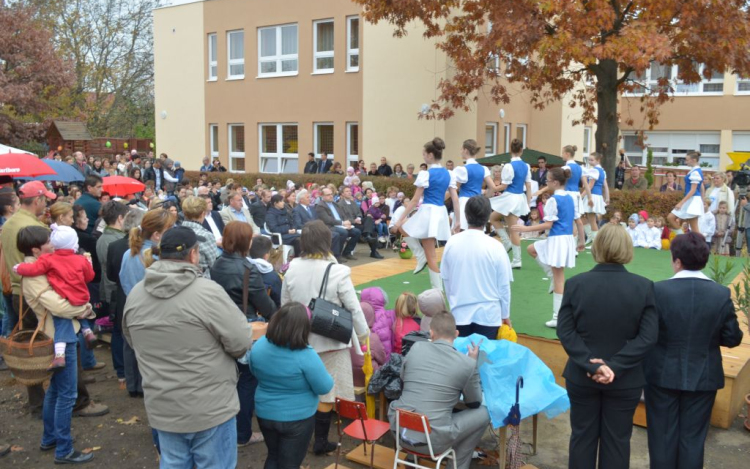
left=512, top=167, right=584, bottom=328
left=454, top=139, right=497, bottom=231
left=667, top=151, right=704, bottom=235
left=489, top=139, right=531, bottom=269
left=394, top=137, right=460, bottom=291
left=582, top=151, right=609, bottom=245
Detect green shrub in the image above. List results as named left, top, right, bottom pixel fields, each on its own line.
left=182, top=171, right=418, bottom=197
left=644, top=147, right=654, bottom=187
left=606, top=190, right=683, bottom=220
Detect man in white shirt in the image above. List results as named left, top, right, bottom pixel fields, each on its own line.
left=441, top=195, right=512, bottom=340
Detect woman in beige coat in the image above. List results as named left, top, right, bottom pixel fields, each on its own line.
left=281, top=220, right=370, bottom=455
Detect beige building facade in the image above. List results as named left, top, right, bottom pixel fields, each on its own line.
left=154, top=0, right=748, bottom=174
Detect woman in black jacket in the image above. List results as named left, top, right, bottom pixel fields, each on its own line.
left=210, top=221, right=276, bottom=447
left=557, top=223, right=658, bottom=469
left=265, top=194, right=301, bottom=256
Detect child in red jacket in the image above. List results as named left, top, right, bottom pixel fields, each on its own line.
left=15, top=224, right=95, bottom=370
left=392, top=292, right=420, bottom=354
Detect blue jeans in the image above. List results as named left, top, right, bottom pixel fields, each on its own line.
left=258, top=415, right=315, bottom=469
left=110, top=304, right=125, bottom=379
left=157, top=417, right=237, bottom=469
left=375, top=222, right=388, bottom=237
left=42, top=342, right=78, bottom=458
left=77, top=331, right=97, bottom=370
left=2, top=293, right=16, bottom=336
left=52, top=316, right=78, bottom=343
left=237, top=363, right=258, bottom=444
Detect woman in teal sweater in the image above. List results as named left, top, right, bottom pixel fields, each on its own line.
left=248, top=302, right=333, bottom=469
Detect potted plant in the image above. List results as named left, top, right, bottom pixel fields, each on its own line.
left=397, top=240, right=412, bottom=259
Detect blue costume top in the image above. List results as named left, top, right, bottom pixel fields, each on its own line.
left=685, top=167, right=703, bottom=197
left=506, top=160, right=529, bottom=195
left=459, top=163, right=486, bottom=197
left=565, top=161, right=582, bottom=192
left=421, top=167, right=451, bottom=206
left=591, top=166, right=605, bottom=196
left=549, top=194, right=575, bottom=237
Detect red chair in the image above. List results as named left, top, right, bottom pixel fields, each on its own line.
left=333, top=397, right=391, bottom=469
left=393, top=408, right=457, bottom=469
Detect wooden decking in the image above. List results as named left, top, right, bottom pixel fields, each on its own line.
left=350, top=248, right=443, bottom=287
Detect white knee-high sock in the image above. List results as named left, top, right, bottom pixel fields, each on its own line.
left=535, top=255, right=553, bottom=278
left=497, top=228, right=512, bottom=251
left=552, top=293, right=563, bottom=320
left=512, top=244, right=522, bottom=263
left=428, top=269, right=443, bottom=291
left=404, top=237, right=426, bottom=273
left=54, top=342, right=66, bottom=356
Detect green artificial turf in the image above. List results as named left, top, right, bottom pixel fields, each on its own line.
left=355, top=240, right=742, bottom=340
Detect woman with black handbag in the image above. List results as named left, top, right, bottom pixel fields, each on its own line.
left=280, top=220, right=370, bottom=455
left=211, top=221, right=276, bottom=447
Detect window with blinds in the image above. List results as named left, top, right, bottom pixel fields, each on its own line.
left=314, top=20, right=334, bottom=73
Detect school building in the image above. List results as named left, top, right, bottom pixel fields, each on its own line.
left=153, top=0, right=750, bottom=173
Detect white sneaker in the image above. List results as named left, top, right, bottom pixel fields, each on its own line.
left=511, top=259, right=522, bottom=269
left=545, top=319, right=557, bottom=328
left=378, top=236, right=386, bottom=243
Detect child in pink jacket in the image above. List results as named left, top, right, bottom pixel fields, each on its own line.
left=361, top=287, right=395, bottom=359
left=350, top=302, right=386, bottom=387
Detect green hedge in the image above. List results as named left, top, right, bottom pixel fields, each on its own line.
left=183, top=171, right=418, bottom=197
left=606, top=190, right=683, bottom=219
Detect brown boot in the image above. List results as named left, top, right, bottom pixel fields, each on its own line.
left=83, top=330, right=98, bottom=350
left=47, top=354, right=66, bottom=372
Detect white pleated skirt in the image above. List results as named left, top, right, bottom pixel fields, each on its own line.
left=565, top=191, right=582, bottom=220
left=403, top=203, right=452, bottom=241
left=670, top=196, right=704, bottom=220
left=458, top=197, right=470, bottom=230
left=490, top=192, right=530, bottom=217
left=582, top=194, right=607, bottom=215
left=534, top=235, right=577, bottom=269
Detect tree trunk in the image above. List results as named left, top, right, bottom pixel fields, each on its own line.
left=595, top=59, right=620, bottom=188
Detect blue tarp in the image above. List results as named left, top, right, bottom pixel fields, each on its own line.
left=454, top=334, right=570, bottom=428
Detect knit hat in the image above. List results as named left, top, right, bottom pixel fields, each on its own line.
left=629, top=213, right=639, bottom=223
left=417, top=288, right=445, bottom=318
left=50, top=224, right=79, bottom=252
left=638, top=210, right=648, bottom=220
left=371, top=195, right=380, bottom=204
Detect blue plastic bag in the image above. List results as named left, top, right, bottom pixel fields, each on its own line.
left=454, top=334, right=570, bottom=428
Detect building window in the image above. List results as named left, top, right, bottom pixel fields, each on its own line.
left=737, top=76, right=750, bottom=94
left=209, top=124, right=219, bottom=158
left=347, top=16, right=359, bottom=72
left=228, top=124, right=245, bottom=172
left=629, top=62, right=724, bottom=95
left=485, top=123, right=498, bottom=155
left=313, top=20, right=334, bottom=73
left=314, top=123, right=334, bottom=160
left=486, top=21, right=499, bottom=73
left=583, top=126, right=592, bottom=158
left=258, top=24, right=298, bottom=77
left=622, top=131, right=721, bottom=168
left=503, top=123, right=511, bottom=153
left=259, top=124, right=299, bottom=173
left=347, top=122, right=358, bottom=164
left=227, top=30, right=244, bottom=79
left=516, top=124, right=527, bottom=148
left=208, top=33, right=217, bottom=80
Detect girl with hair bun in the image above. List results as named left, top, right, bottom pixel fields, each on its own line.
left=454, top=139, right=497, bottom=231
left=581, top=152, right=609, bottom=243
left=394, top=137, right=460, bottom=291
left=667, top=151, right=704, bottom=235
left=512, top=167, right=583, bottom=328
left=488, top=138, right=532, bottom=268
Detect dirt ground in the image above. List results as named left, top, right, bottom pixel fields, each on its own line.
left=0, top=347, right=748, bottom=469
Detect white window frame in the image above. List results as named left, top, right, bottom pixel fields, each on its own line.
left=207, top=33, right=217, bottom=81
left=346, top=16, right=359, bottom=72
left=487, top=21, right=499, bottom=73
left=209, top=124, right=219, bottom=158
left=258, top=123, right=299, bottom=174
left=314, top=122, right=334, bottom=160
left=313, top=19, right=335, bottom=74
left=346, top=122, right=359, bottom=164
left=485, top=123, right=498, bottom=156
left=228, top=124, right=245, bottom=173
left=503, top=123, right=511, bottom=153
left=626, top=62, right=724, bottom=96
left=622, top=131, right=721, bottom=168
left=226, top=30, right=245, bottom=80
left=258, top=24, right=299, bottom=78
left=516, top=124, right=527, bottom=148
left=736, top=76, right=750, bottom=95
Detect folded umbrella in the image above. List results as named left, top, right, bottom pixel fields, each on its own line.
left=0, top=152, right=56, bottom=178
left=101, top=175, right=145, bottom=197
left=16, top=159, right=84, bottom=183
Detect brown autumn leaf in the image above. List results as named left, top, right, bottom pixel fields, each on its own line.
left=82, top=446, right=101, bottom=454
left=10, top=445, right=23, bottom=452
left=116, top=416, right=140, bottom=425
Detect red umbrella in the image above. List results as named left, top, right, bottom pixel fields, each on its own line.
left=0, top=152, right=56, bottom=178
left=101, top=175, right=145, bottom=197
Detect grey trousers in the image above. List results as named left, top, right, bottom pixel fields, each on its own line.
left=123, top=340, right=143, bottom=394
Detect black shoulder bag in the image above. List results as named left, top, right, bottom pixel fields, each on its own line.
left=308, top=263, right=354, bottom=343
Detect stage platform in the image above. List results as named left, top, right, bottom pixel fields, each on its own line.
left=350, top=240, right=750, bottom=429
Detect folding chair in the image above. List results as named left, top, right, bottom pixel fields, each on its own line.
left=333, top=397, right=390, bottom=469
left=393, top=408, right=457, bottom=469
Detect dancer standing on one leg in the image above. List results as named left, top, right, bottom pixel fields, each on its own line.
left=582, top=152, right=609, bottom=245
left=454, top=139, right=498, bottom=232
left=394, top=137, right=459, bottom=291
left=667, top=151, right=704, bottom=235
left=489, top=139, right=531, bottom=269
left=512, top=167, right=584, bottom=328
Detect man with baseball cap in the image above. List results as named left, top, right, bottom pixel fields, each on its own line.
left=124, top=226, right=252, bottom=468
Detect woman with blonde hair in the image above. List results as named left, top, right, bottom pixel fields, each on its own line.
left=118, top=208, right=175, bottom=397
left=49, top=202, right=74, bottom=227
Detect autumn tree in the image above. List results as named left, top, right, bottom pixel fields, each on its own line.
left=355, top=0, right=750, bottom=183
left=0, top=2, right=74, bottom=148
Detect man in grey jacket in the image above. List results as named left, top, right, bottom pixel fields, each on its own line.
left=388, top=312, right=489, bottom=469
left=123, top=226, right=252, bottom=469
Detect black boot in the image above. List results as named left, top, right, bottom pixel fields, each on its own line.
left=313, top=410, right=338, bottom=455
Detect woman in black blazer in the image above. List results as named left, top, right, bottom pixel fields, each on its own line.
left=265, top=194, right=301, bottom=256
left=557, top=223, right=658, bottom=469
left=644, top=233, right=743, bottom=469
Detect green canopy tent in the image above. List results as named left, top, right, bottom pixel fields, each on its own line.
left=476, top=148, right=564, bottom=167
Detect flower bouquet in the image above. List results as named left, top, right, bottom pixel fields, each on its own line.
left=398, top=240, right=412, bottom=259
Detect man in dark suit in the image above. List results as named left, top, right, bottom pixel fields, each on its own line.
left=293, top=189, right=345, bottom=262
left=316, top=187, right=360, bottom=260
left=317, top=152, right=333, bottom=174
left=377, top=157, right=393, bottom=177
left=303, top=153, right=318, bottom=174
left=644, top=233, right=743, bottom=469
left=250, top=189, right=271, bottom=233
left=197, top=187, right=225, bottom=242
left=532, top=156, right=548, bottom=187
